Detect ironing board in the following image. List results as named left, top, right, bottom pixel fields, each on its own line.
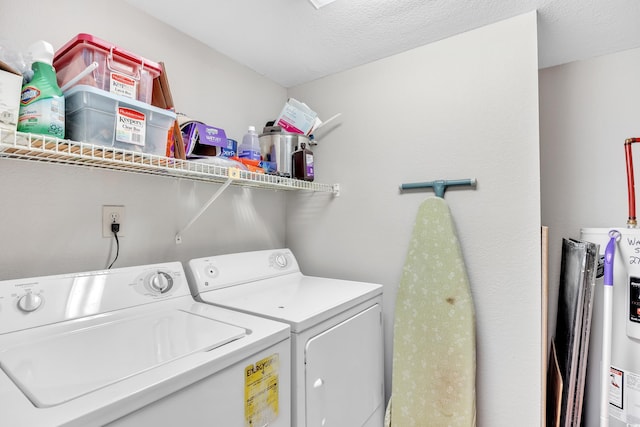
left=386, top=197, right=476, bottom=426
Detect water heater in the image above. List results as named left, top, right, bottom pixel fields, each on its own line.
left=582, top=227, right=640, bottom=426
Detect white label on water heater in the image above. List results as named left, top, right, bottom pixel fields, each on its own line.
left=610, top=367, right=624, bottom=409
left=610, top=367, right=640, bottom=425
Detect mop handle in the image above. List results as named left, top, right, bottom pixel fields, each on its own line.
left=601, top=230, right=620, bottom=427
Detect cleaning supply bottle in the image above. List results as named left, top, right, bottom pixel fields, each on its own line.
left=238, top=125, right=261, bottom=160
left=293, top=142, right=314, bottom=181
left=17, top=40, right=65, bottom=138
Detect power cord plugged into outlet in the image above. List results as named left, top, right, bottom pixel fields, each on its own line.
left=108, top=221, right=120, bottom=269
left=102, top=205, right=125, bottom=237
left=103, top=205, right=124, bottom=269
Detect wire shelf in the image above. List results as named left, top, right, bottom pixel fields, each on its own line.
left=0, top=129, right=338, bottom=194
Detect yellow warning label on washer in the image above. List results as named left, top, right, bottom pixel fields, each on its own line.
left=245, top=353, right=279, bottom=427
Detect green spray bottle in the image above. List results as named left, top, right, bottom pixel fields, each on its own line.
left=17, top=41, right=65, bottom=138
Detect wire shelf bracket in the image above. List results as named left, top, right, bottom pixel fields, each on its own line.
left=175, top=177, right=233, bottom=244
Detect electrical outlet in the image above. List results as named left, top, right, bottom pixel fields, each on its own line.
left=102, top=205, right=125, bottom=237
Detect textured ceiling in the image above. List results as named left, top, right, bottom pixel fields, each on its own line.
left=125, top=0, right=640, bottom=88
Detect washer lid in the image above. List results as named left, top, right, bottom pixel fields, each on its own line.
left=0, top=309, right=246, bottom=408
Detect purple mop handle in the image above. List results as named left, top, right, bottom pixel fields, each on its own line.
left=604, top=230, right=621, bottom=286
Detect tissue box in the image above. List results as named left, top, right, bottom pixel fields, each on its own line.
left=182, top=122, right=236, bottom=157
left=275, top=98, right=317, bottom=135
left=0, top=61, right=22, bottom=132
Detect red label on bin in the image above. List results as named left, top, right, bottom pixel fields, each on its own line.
left=112, top=73, right=136, bottom=85
left=118, top=107, right=145, bottom=121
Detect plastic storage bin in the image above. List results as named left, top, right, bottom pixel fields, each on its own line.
left=53, top=33, right=161, bottom=104
left=65, top=85, right=176, bottom=157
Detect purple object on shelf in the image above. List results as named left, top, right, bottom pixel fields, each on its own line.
left=181, top=122, right=235, bottom=158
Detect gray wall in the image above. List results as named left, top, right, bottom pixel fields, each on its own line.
left=287, top=12, right=541, bottom=426
left=1, top=3, right=542, bottom=425
left=0, top=0, right=289, bottom=278
left=540, top=47, right=640, bottom=358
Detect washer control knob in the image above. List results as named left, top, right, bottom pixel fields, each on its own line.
left=17, top=292, right=43, bottom=313
left=148, top=271, right=173, bottom=294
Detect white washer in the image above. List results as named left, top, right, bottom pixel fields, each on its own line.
left=0, top=262, right=291, bottom=427
left=187, top=248, right=385, bottom=427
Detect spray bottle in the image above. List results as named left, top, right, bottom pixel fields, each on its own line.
left=17, top=40, right=65, bottom=138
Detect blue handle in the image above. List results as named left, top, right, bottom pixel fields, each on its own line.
left=399, top=178, right=476, bottom=198
left=604, top=230, right=621, bottom=286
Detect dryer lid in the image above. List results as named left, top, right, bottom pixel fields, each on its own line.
left=205, top=274, right=382, bottom=332
left=0, top=309, right=246, bottom=407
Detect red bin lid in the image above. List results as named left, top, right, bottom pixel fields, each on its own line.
left=53, top=33, right=162, bottom=74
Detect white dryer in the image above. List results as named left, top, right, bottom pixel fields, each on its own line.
left=187, top=248, right=385, bottom=427
left=0, top=262, right=291, bottom=427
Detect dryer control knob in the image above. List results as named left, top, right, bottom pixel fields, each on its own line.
left=148, top=271, right=173, bottom=294
left=273, top=253, right=288, bottom=269
left=205, top=265, right=219, bottom=278
left=17, top=292, right=43, bottom=312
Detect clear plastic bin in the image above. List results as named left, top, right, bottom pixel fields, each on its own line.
left=54, top=33, right=161, bottom=104
left=65, top=85, right=176, bottom=157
